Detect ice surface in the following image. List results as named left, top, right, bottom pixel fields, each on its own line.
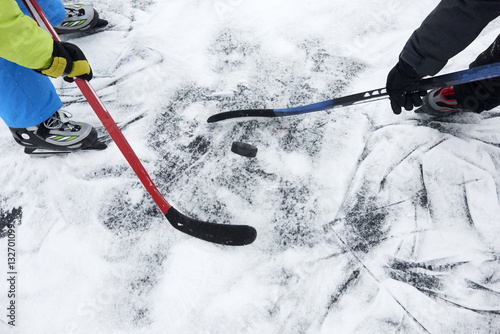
left=1, top=0, right=500, bottom=333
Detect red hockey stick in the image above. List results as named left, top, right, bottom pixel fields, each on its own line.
left=21, top=0, right=256, bottom=246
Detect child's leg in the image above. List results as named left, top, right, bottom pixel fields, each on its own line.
left=15, top=0, right=66, bottom=26
left=0, top=0, right=64, bottom=128
left=0, top=59, right=62, bottom=128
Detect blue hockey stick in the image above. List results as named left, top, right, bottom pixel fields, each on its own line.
left=207, top=62, right=500, bottom=123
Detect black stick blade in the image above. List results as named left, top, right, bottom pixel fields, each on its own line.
left=165, top=207, right=257, bottom=246
left=207, top=109, right=276, bottom=123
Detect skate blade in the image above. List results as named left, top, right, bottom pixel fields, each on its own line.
left=25, top=140, right=107, bottom=157
left=25, top=148, right=72, bottom=157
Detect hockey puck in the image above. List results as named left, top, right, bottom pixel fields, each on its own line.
left=231, top=142, right=258, bottom=157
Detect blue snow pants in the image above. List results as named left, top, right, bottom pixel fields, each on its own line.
left=0, top=0, right=65, bottom=128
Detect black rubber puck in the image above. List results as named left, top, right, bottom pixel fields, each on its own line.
left=231, top=142, right=258, bottom=157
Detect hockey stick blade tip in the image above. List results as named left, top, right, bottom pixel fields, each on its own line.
left=207, top=109, right=276, bottom=123
left=165, top=207, right=257, bottom=246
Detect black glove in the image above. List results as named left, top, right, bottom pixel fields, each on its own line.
left=386, top=58, right=425, bottom=114
left=38, top=41, right=93, bottom=82
left=470, top=34, right=500, bottom=68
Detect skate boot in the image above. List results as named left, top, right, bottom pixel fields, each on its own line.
left=9, top=110, right=106, bottom=156
left=54, top=4, right=108, bottom=34
left=414, top=86, right=464, bottom=117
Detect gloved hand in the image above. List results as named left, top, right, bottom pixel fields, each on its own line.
left=386, top=58, right=425, bottom=114
left=470, top=35, right=500, bottom=68
left=38, top=41, right=93, bottom=82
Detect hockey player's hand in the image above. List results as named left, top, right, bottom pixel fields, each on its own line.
left=38, top=41, right=93, bottom=82
left=386, top=58, right=425, bottom=114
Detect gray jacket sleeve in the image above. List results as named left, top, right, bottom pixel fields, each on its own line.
left=400, top=0, right=500, bottom=76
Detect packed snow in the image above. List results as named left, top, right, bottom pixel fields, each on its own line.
left=1, top=0, right=500, bottom=333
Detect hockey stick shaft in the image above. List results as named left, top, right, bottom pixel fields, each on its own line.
left=23, top=0, right=256, bottom=245
left=22, top=0, right=170, bottom=212
left=207, top=62, right=500, bottom=122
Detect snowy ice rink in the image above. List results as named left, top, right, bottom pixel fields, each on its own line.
left=1, top=0, right=500, bottom=332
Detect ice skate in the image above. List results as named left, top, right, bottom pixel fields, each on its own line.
left=9, top=110, right=106, bottom=156
left=54, top=4, right=108, bottom=34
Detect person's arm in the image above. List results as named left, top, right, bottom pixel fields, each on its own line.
left=387, top=0, right=500, bottom=114
left=401, top=0, right=500, bottom=76
left=0, top=0, right=54, bottom=69
left=0, top=0, right=92, bottom=81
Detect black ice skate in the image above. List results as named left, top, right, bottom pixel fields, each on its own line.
left=9, top=110, right=106, bottom=156
left=54, top=4, right=108, bottom=34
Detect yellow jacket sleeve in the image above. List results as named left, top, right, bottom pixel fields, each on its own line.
left=0, top=0, right=54, bottom=70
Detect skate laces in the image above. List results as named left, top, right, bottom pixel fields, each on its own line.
left=43, top=111, right=79, bottom=131
left=65, top=7, right=85, bottom=18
